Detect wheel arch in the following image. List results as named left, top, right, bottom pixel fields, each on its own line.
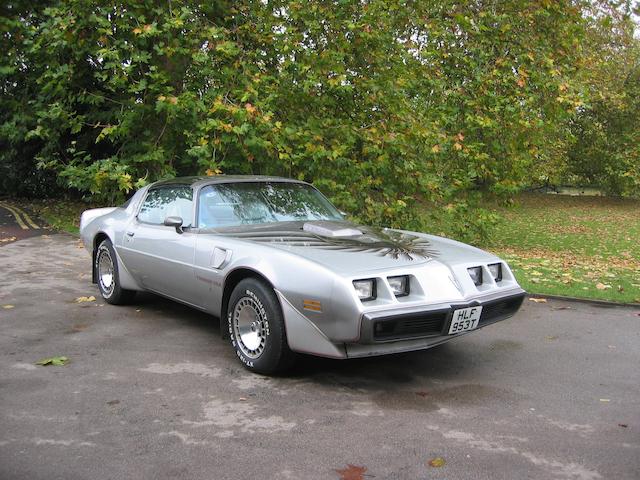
left=220, top=267, right=278, bottom=338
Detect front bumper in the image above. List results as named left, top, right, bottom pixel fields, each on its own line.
left=360, top=292, right=525, bottom=343
left=345, top=290, right=525, bottom=358
left=278, top=288, right=525, bottom=360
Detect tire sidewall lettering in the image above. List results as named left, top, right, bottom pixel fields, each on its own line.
left=228, top=286, right=271, bottom=368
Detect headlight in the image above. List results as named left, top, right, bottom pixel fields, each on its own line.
left=353, top=279, right=376, bottom=301
left=467, top=266, right=483, bottom=286
left=387, top=275, right=410, bottom=297
left=488, top=263, right=502, bottom=282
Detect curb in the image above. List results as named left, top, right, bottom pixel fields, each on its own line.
left=527, top=293, right=640, bottom=308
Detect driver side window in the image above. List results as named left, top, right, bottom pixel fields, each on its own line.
left=138, top=186, right=193, bottom=226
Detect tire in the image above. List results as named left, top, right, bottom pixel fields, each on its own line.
left=227, top=278, right=295, bottom=374
left=95, top=238, right=136, bottom=305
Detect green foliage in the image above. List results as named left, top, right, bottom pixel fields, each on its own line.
left=566, top=1, right=640, bottom=197
left=1, top=1, right=637, bottom=236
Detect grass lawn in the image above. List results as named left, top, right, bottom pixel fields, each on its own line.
left=483, top=194, right=640, bottom=304
left=22, top=199, right=91, bottom=235
left=16, top=192, right=640, bottom=304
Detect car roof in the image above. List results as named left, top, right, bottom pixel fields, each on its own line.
left=150, top=175, right=308, bottom=189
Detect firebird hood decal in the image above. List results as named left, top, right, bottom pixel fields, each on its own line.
left=225, top=226, right=438, bottom=261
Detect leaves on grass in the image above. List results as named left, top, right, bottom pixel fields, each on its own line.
left=595, top=283, right=611, bottom=290
left=335, top=465, right=368, bottom=480
left=2, top=304, right=15, bottom=309
left=36, top=356, right=68, bottom=366
left=74, top=295, right=96, bottom=303
left=529, top=297, right=547, bottom=303
left=428, top=457, right=446, bottom=468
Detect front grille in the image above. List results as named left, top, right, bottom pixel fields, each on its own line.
left=373, top=311, right=448, bottom=340
left=478, top=295, right=524, bottom=325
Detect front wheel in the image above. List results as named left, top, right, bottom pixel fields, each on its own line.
left=227, top=278, right=294, bottom=374
left=95, top=239, right=136, bottom=305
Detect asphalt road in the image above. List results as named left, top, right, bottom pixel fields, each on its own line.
left=0, top=234, right=638, bottom=480
left=0, top=201, right=47, bottom=245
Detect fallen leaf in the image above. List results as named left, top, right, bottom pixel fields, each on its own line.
left=599, top=399, right=610, bottom=403
left=0, top=236, right=16, bottom=243
left=595, top=283, right=611, bottom=290
left=239, top=397, right=247, bottom=401
left=428, top=457, right=446, bottom=468
left=545, top=335, right=558, bottom=341
left=2, top=304, right=15, bottom=309
left=74, top=296, right=96, bottom=303
left=336, top=464, right=367, bottom=480
left=415, top=391, right=429, bottom=397
left=618, top=423, right=628, bottom=428
left=107, top=400, right=120, bottom=406
left=529, top=298, right=547, bottom=303
left=36, top=356, right=68, bottom=366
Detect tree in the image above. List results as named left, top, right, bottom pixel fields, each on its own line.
left=0, top=1, right=610, bottom=235
left=565, top=0, right=640, bottom=196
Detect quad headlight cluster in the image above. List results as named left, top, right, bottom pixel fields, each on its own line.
left=467, top=263, right=503, bottom=286
left=353, top=275, right=410, bottom=301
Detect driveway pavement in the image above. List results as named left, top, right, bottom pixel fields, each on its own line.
left=0, top=234, right=638, bottom=480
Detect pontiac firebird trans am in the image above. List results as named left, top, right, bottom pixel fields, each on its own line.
left=80, top=175, right=525, bottom=373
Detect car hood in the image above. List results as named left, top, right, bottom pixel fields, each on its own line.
left=214, top=220, right=496, bottom=274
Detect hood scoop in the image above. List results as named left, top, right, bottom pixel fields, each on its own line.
left=303, top=221, right=363, bottom=238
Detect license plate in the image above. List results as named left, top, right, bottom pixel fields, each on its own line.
left=448, top=306, right=483, bottom=334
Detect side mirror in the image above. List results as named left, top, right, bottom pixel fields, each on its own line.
left=164, top=216, right=184, bottom=234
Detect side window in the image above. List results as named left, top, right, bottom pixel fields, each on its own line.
left=138, top=186, right=193, bottom=226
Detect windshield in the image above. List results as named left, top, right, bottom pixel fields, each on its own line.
left=197, top=182, right=343, bottom=228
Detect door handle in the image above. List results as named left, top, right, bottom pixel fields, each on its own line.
left=126, top=231, right=135, bottom=237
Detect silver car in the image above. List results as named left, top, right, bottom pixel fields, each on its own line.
left=80, top=176, right=525, bottom=374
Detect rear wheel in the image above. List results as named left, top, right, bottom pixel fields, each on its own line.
left=227, top=278, right=294, bottom=374
left=95, top=239, right=136, bottom=305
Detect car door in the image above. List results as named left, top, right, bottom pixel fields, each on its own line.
left=118, top=185, right=202, bottom=307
